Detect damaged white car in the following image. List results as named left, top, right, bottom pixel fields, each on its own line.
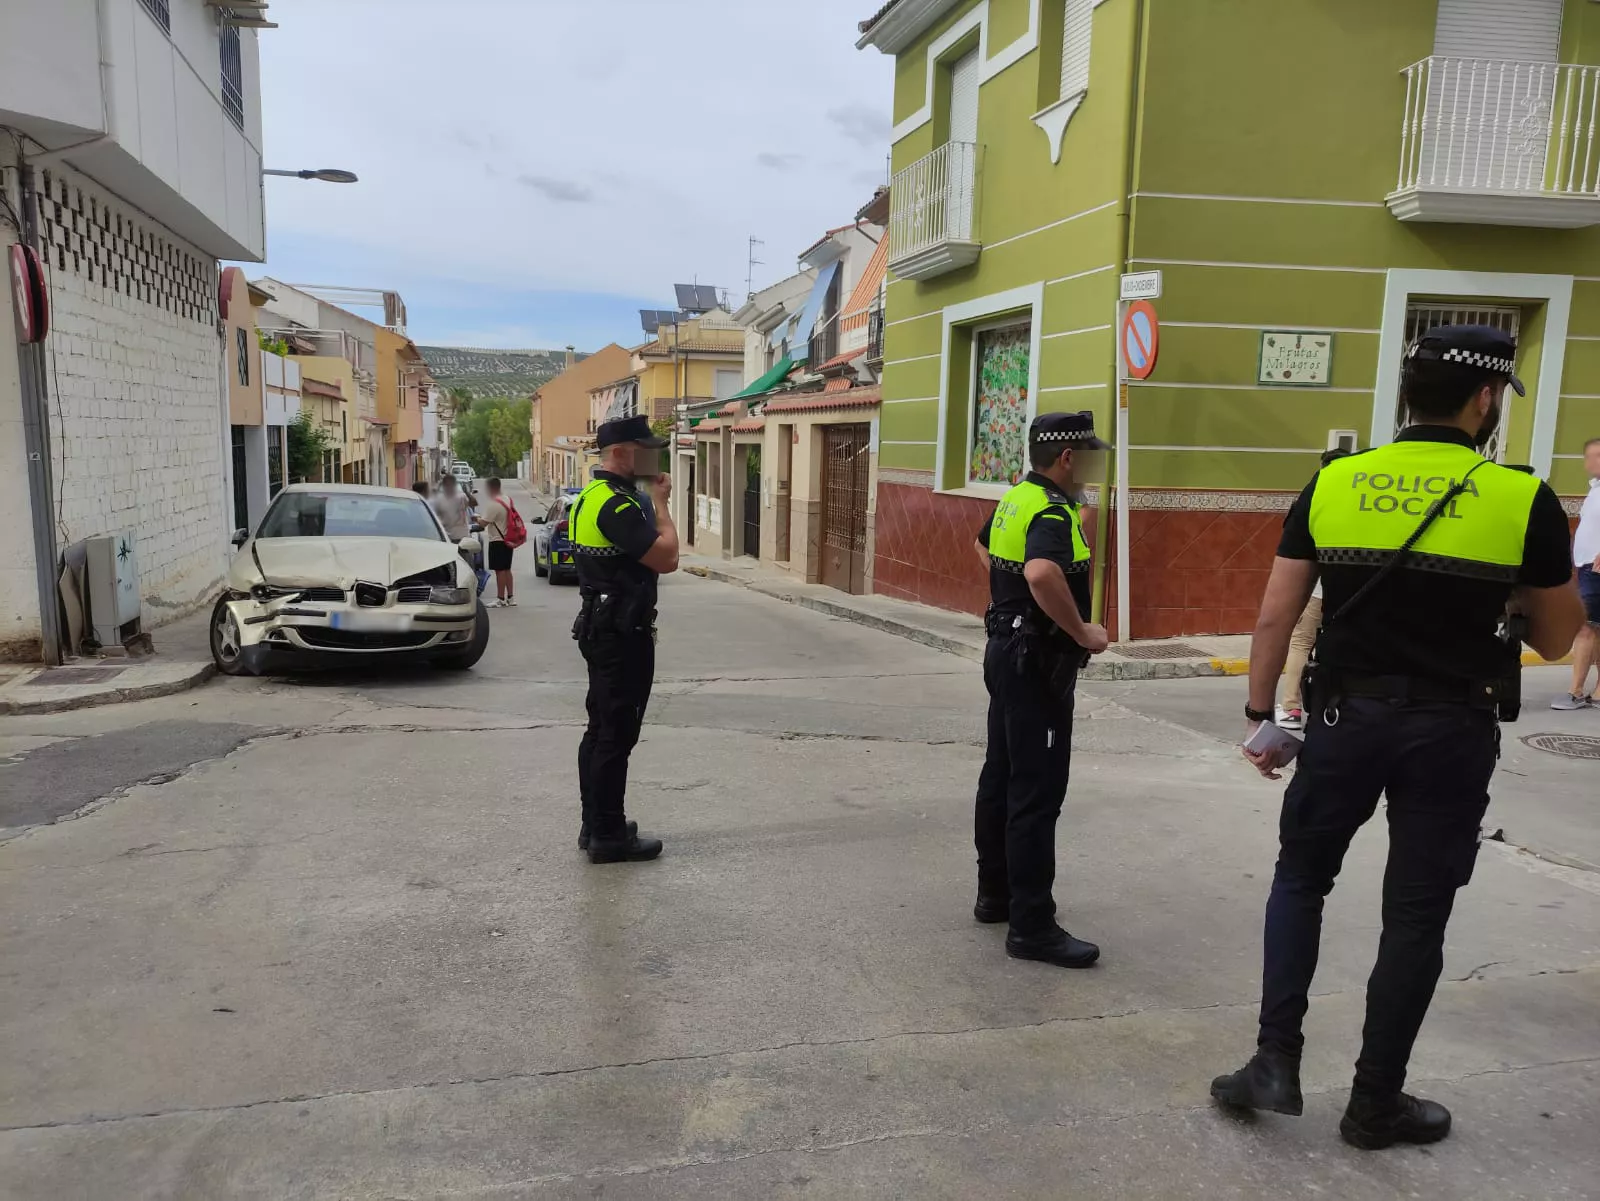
left=211, top=484, right=490, bottom=676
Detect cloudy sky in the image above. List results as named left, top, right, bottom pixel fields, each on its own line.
left=251, top=0, right=894, bottom=351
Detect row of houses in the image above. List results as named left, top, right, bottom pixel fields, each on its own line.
left=0, top=1, right=447, bottom=663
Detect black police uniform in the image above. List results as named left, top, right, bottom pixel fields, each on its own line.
left=571, top=415, right=670, bottom=862
left=1213, top=326, right=1574, bottom=1147
left=972, top=411, right=1108, bottom=968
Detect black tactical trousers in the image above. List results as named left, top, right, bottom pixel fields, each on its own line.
left=578, top=631, right=656, bottom=838
left=973, top=634, right=1078, bottom=936
left=1257, top=696, right=1497, bottom=1095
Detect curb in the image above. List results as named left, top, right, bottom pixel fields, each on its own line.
left=0, top=662, right=216, bottom=715
left=686, top=565, right=1250, bottom=681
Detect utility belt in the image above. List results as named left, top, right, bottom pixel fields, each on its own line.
left=572, top=588, right=657, bottom=643
left=985, top=604, right=1088, bottom=699
left=1301, top=660, right=1518, bottom=725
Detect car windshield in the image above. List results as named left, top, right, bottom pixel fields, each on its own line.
left=257, top=492, right=444, bottom=541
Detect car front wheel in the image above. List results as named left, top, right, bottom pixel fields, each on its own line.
left=210, top=596, right=261, bottom=677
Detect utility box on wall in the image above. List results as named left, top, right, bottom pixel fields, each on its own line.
left=85, top=533, right=142, bottom=650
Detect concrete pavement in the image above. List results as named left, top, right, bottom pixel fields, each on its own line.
left=1, top=559, right=1597, bottom=1198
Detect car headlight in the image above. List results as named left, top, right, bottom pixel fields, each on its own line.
left=430, top=586, right=471, bottom=605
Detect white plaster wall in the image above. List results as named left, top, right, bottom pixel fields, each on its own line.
left=43, top=164, right=228, bottom=628
left=0, top=217, right=44, bottom=660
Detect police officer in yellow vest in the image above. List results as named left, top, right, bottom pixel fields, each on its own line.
left=570, top=415, right=680, bottom=864
left=1212, top=326, right=1584, bottom=1148
left=972, top=411, right=1112, bottom=969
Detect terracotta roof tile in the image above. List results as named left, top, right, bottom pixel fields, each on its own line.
left=732, top=417, right=765, bottom=432
left=636, top=339, right=743, bottom=357
left=763, top=387, right=881, bottom=414
left=823, top=377, right=854, bottom=393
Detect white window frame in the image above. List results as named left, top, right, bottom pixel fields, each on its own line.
left=934, top=284, right=1045, bottom=499
left=965, top=316, right=1036, bottom=491
left=1371, top=269, right=1572, bottom=478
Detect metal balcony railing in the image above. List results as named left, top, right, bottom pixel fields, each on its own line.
left=888, top=141, right=981, bottom=280
left=809, top=314, right=840, bottom=369
left=866, top=307, right=885, bottom=365
left=1397, top=56, right=1600, bottom=196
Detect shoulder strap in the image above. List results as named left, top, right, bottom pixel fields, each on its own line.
left=1322, top=458, right=1491, bottom=629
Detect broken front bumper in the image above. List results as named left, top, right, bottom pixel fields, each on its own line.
left=224, top=591, right=477, bottom=656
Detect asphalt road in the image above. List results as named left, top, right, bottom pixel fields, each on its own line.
left=1, top=539, right=1597, bottom=1199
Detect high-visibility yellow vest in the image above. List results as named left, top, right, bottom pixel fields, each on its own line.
left=570, top=477, right=641, bottom=557
left=1308, top=440, right=1538, bottom=581
left=988, top=479, right=1090, bottom=577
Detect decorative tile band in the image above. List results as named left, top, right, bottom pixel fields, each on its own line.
left=1129, top=489, right=1294, bottom=513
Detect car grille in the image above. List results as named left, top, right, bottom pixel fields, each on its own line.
left=297, top=587, right=345, bottom=603
left=296, top=628, right=435, bottom=651
left=354, top=582, right=387, bottom=608
left=394, top=585, right=432, bottom=604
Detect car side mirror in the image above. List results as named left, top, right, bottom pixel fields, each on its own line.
left=458, top=536, right=481, bottom=555
left=532, top=514, right=546, bottom=524
left=231, top=528, right=249, bottom=548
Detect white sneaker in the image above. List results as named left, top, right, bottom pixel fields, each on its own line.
left=506, top=597, right=518, bottom=607
left=1276, top=707, right=1305, bottom=731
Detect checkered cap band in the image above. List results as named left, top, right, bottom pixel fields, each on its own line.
left=1033, top=430, right=1095, bottom=443
left=1406, top=344, right=1515, bottom=374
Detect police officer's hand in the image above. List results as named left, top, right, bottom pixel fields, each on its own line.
left=1241, top=723, right=1294, bottom=781
left=650, top=473, right=672, bottom=507
left=1079, top=623, right=1110, bottom=655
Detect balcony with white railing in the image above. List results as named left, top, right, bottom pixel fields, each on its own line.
left=1389, top=56, right=1600, bottom=228
left=889, top=141, right=982, bottom=281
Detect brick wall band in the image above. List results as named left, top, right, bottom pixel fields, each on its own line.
left=36, top=164, right=226, bottom=628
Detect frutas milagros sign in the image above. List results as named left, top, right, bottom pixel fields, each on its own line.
left=1349, top=468, right=1479, bottom=518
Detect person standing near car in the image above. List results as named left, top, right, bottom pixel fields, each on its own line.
left=571, top=415, right=678, bottom=864
left=482, top=478, right=516, bottom=608
left=433, top=474, right=470, bottom=541
left=1552, top=436, right=1600, bottom=709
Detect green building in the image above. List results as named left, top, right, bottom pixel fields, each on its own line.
left=859, top=0, right=1599, bottom=636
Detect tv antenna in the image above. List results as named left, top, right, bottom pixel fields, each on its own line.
left=746, top=236, right=765, bottom=300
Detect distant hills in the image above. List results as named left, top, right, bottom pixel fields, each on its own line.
left=419, top=345, right=590, bottom=400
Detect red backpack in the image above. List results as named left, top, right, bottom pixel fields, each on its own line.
left=501, top=497, right=528, bottom=548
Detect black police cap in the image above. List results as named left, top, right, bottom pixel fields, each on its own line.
left=1030, top=410, right=1111, bottom=450
left=596, top=414, right=669, bottom=449
left=1405, top=324, right=1525, bottom=396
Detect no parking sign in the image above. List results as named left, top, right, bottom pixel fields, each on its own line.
left=1121, top=300, right=1159, bottom=381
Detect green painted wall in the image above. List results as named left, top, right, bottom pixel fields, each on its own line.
left=876, top=0, right=1600, bottom=498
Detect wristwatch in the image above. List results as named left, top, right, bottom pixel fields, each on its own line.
left=1244, top=703, right=1273, bottom=723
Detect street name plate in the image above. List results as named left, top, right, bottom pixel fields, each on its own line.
left=1120, top=270, right=1163, bottom=301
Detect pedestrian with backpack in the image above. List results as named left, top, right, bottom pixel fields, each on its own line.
left=483, top=478, right=528, bottom=607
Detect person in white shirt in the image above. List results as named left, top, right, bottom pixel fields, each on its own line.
left=432, top=474, right=471, bottom=542
left=1277, top=448, right=1350, bottom=730
left=1553, top=437, right=1600, bottom=709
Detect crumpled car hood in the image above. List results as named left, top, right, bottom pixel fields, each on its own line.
left=242, top=538, right=461, bottom=588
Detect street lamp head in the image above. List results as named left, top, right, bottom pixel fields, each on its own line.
left=262, top=167, right=359, bottom=184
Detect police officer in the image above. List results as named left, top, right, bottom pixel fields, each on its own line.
left=1211, top=326, right=1584, bottom=1148
left=570, top=414, right=680, bottom=864
left=971, top=411, right=1112, bottom=968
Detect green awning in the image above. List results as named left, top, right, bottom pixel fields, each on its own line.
left=730, top=355, right=793, bottom=400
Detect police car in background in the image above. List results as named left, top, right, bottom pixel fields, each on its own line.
left=531, top=488, right=583, bottom=585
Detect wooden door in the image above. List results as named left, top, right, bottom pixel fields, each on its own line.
left=820, top=424, right=870, bottom=595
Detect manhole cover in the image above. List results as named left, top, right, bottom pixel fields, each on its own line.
left=26, top=666, right=127, bottom=686
left=1521, top=733, right=1600, bottom=761
left=1112, top=643, right=1208, bottom=660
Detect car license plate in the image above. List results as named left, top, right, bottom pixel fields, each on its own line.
left=330, top=610, right=414, bottom=632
